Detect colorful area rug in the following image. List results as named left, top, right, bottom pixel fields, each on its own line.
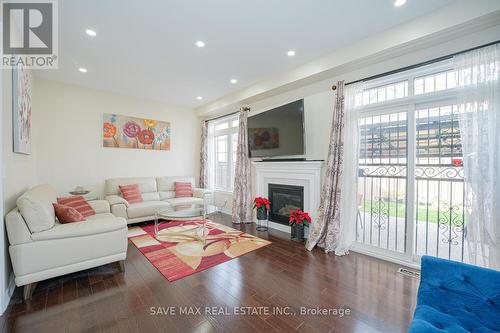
left=128, top=220, right=271, bottom=281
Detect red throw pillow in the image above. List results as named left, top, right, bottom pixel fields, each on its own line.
left=53, top=203, right=85, bottom=223
left=119, top=184, right=143, bottom=204
left=57, top=195, right=96, bottom=217
left=175, top=181, right=193, bottom=198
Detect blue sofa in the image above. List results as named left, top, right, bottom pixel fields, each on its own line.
left=409, top=256, right=500, bottom=333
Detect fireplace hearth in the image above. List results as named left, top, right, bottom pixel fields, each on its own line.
left=268, top=184, right=304, bottom=225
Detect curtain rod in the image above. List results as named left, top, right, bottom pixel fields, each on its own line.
left=332, top=39, right=500, bottom=91
left=205, top=107, right=250, bottom=123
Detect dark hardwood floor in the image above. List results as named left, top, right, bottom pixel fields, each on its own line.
left=0, top=213, right=419, bottom=333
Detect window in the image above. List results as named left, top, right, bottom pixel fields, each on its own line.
left=413, top=61, right=499, bottom=95
left=354, top=59, right=470, bottom=264
left=208, top=115, right=239, bottom=191
left=355, top=80, right=408, bottom=107
left=358, top=112, right=408, bottom=253
left=414, top=70, right=457, bottom=95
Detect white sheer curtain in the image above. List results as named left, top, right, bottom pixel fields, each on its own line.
left=455, top=43, right=500, bottom=269
left=334, top=83, right=363, bottom=255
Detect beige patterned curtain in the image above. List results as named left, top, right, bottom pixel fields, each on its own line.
left=306, top=81, right=361, bottom=254
left=232, top=107, right=252, bottom=224
left=199, top=121, right=208, bottom=188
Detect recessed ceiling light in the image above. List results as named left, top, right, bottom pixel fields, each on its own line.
left=196, top=41, right=205, bottom=48
left=287, top=50, right=296, bottom=57
left=79, top=68, right=88, bottom=73
left=197, top=96, right=203, bottom=100
left=85, top=29, right=96, bottom=36
left=394, top=0, right=406, bottom=7
left=230, top=79, right=237, bottom=84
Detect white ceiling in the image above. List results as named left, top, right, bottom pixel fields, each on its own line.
left=35, top=0, right=454, bottom=108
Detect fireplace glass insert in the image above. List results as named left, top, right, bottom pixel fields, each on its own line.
left=268, top=184, right=304, bottom=225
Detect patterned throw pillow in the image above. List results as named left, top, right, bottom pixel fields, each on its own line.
left=175, top=182, right=193, bottom=198
left=119, top=184, right=143, bottom=204
left=53, top=203, right=85, bottom=223
left=57, top=195, right=96, bottom=217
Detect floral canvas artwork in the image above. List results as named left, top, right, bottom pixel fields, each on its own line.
left=103, top=114, right=171, bottom=150
left=13, top=66, right=32, bottom=155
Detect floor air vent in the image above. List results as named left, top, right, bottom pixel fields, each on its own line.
left=398, top=267, right=420, bottom=278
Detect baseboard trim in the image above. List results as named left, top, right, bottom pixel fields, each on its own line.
left=350, top=245, right=421, bottom=270
left=249, top=220, right=292, bottom=233
left=1, top=272, right=16, bottom=315
left=267, top=221, right=290, bottom=233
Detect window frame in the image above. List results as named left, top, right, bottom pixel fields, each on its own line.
left=351, top=58, right=472, bottom=265
left=208, top=114, right=239, bottom=192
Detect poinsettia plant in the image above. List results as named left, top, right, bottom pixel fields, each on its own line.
left=253, top=197, right=270, bottom=212
left=289, top=209, right=312, bottom=226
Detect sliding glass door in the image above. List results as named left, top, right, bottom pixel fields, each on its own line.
left=357, top=110, right=408, bottom=255
left=355, top=102, right=466, bottom=263
left=414, top=102, right=465, bottom=262
left=352, top=60, right=470, bottom=264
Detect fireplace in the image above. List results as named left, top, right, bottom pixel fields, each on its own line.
left=268, top=184, right=304, bottom=225
left=253, top=160, right=322, bottom=232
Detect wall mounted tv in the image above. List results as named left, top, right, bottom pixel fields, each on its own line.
left=248, top=99, right=305, bottom=158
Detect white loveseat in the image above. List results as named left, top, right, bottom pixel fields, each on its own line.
left=105, top=176, right=212, bottom=224
left=5, top=184, right=128, bottom=300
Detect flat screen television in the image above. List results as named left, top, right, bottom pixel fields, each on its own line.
left=248, top=99, right=305, bottom=158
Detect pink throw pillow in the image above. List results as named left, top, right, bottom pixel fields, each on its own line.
left=53, top=203, right=85, bottom=223
left=57, top=195, right=96, bottom=217
left=175, top=182, right=193, bottom=198
left=119, top=184, right=143, bottom=204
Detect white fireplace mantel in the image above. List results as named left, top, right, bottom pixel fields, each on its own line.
left=252, top=160, right=324, bottom=233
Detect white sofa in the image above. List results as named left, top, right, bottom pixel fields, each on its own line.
left=5, top=184, right=128, bottom=300
left=105, top=176, right=212, bottom=224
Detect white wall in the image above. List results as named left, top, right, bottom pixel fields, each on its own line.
left=248, top=24, right=500, bottom=162
left=33, top=79, right=199, bottom=197
left=206, top=23, right=500, bottom=222
left=1, top=68, right=36, bottom=312
left=3, top=69, right=37, bottom=213
left=0, top=76, right=199, bottom=312
left=250, top=90, right=332, bottom=161
left=210, top=90, right=332, bottom=216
